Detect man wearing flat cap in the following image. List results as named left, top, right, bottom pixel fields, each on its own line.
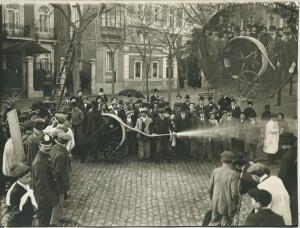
left=209, top=151, right=240, bottom=226
left=32, top=134, right=58, bottom=227
left=50, top=132, right=72, bottom=225
left=247, top=162, right=291, bottom=225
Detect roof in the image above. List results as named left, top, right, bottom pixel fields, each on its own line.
left=2, top=41, right=51, bottom=55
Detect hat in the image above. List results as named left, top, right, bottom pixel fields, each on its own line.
left=57, top=106, right=70, bottom=115
left=70, top=97, right=77, bottom=103
left=208, top=96, right=213, bottom=101
left=271, top=113, right=278, bottom=118
left=55, top=113, right=67, bottom=124
left=77, top=89, right=82, bottom=94
left=247, top=101, right=253, bottom=105
left=199, top=109, right=205, bottom=114
left=220, top=151, right=234, bottom=162
left=158, top=108, right=165, bottom=113
left=56, top=132, right=72, bottom=144
left=248, top=188, right=272, bottom=207
left=140, top=107, right=148, bottom=113
left=10, top=163, right=30, bottom=178
left=247, top=163, right=269, bottom=176
left=125, top=110, right=134, bottom=116
left=269, top=25, right=276, bottom=31
left=283, top=28, right=292, bottom=34
left=39, top=134, right=53, bottom=147
left=154, top=88, right=159, bottom=93
left=185, top=95, right=190, bottom=99
left=99, top=88, right=104, bottom=92
left=199, top=96, right=204, bottom=101
left=23, top=120, right=34, bottom=130
left=176, top=95, right=182, bottom=98
left=111, top=100, right=118, bottom=105
left=56, top=125, right=69, bottom=133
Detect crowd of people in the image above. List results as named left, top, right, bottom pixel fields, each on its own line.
left=0, top=87, right=297, bottom=226
left=205, top=24, right=297, bottom=85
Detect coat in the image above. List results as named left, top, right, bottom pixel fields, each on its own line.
left=80, top=103, right=92, bottom=114
left=263, top=119, right=280, bottom=154
left=228, top=105, right=241, bottom=119
left=23, top=130, right=39, bottom=169
left=258, top=175, right=291, bottom=225
left=51, top=144, right=71, bottom=195
left=70, top=107, right=85, bottom=146
left=32, top=151, right=58, bottom=209
left=244, top=208, right=285, bottom=226
left=209, top=163, right=240, bottom=217
left=83, top=110, right=105, bottom=139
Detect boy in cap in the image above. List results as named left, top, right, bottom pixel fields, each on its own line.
left=32, top=134, right=58, bottom=227
left=5, top=164, right=37, bottom=227
left=135, top=107, right=153, bottom=161
left=247, top=162, right=291, bottom=225
left=50, top=132, right=72, bottom=225
left=244, top=188, right=284, bottom=226
left=209, top=151, right=240, bottom=226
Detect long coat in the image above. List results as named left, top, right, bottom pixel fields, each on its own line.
left=209, top=163, right=240, bottom=218
left=32, top=151, right=58, bottom=209
left=51, top=144, right=71, bottom=195
left=136, top=116, right=153, bottom=160
left=70, top=107, right=85, bottom=147
left=244, top=208, right=285, bottom=226
left=258, top=175, right=291, bottom=225
left=263, top=119, right=279, bottom=154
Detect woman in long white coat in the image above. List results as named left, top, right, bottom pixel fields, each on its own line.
left=263, top=114, right=280, bottom=163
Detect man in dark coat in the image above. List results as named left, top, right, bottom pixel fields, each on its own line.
left=204, top=96, right=218, bottom=118
left=175, top=105, right=191, bottom=159
left=228, top=99, right=241, bottom=119
left=195, top=96, right=205, bottom=114
left=80, top=97, right=92, bottom=114
left=153, top=108, right=171, bottom=162
left=244, top=188, right=285, bottom=226
left=50, top=132, right=72, bottom=225
left=32, top=134, right=58, bottom=227
left=261, top=105, right=272, bottom=121
left=243, top=101, right=257, bottom=120
left=96, top=88, right=108, bottom=104
left=278, top=137, right=297, bottom=226
left=83, top=101, right=105, bottom=162
left=173, top=95, right=182, bottom=113
left=150, top=89, right=159, bottom=106
left=218, top=95, right=231, bottom=114
left=76, top=90, right=84, bottom=108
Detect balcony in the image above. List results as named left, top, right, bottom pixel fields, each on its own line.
left=101, top=27, right=124, bottom=40
left=3, top=23, right=55, bottom=40
left=3, top=23, right=31, bottom=38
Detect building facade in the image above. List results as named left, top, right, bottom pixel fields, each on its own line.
left=1, top=3, right=66, bottom=97
left=78, top=3, right=191, bottom=95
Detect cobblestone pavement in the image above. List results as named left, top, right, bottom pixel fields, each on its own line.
left=1, top=157, right=279, bottom=227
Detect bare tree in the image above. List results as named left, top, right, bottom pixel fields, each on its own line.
left=154, top=5, right=189, bottom=104
left=125, top=3, right=162, bottom=101
left=94, top=5, right=126, bottom=96
left=52, top=3, right=113, bottom=95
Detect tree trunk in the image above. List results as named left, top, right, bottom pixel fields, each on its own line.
left=71, top=35, right=82, bottom=95
left=145, top=62, right=150, bottom=102
left=176, top=57, right=180, bottom=96
left=168, top=56, right=172, bottom=105
left=112, top=52, right=115, bottom=96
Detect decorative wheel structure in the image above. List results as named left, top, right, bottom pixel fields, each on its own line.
left=99, top=113, right=126, bottom=162
left=222, top=36, right=274, bottom=98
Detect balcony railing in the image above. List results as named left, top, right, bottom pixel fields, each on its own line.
left=3, top=23, right=55, bottom=40
left=101, top=27, right=125, bottom=39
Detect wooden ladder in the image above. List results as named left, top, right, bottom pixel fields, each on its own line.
left=52, top=32, right=76, bottom=109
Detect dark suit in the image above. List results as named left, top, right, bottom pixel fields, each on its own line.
left=218, top=97, right=231, bottom=114
left=244, top=208, right=285, bottom=226
left=83, top=110, right=105, bottom=161
left=153, top=117, right=171, bottom=161
left=32, top=151, right=58, bottom=227
left=244, top=107, right=257, bottom=119
left=150, top=94, right=159, bottom=106
left=228, top=105, right=241, bottom=119
left=81, top=103, right=92, bottom=114
left=176, top=113, right=191, bottom=159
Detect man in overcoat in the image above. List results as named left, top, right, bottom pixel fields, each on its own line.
left=209, top=151, right=240, bottom=226
left=32, top=134, right=58, bottom=227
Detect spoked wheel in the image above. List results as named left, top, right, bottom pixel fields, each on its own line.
left=237, top=70, right=263, bottom=98
left=103, top=141, right=124, bottom=162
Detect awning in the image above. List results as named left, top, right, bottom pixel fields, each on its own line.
left=2, top=41, right=51, bottom=55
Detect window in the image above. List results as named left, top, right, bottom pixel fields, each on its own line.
left=248, top=16, right=254, bottom=25
left=7, top=4, right=20, bottom=30
left=168, top=9, right=175, bottom=27
left=176, top=9, right=183, bottom=27
left=152, top=62, right=158, bottom=78
left=38, top=6, right=50, bottom=32
left=106, top=52, right=114, bottom=72
left=166, top=66, right=173, bottom=78
left=134, top=61, right=142, bottom=78
left=153, top=7, right=159, bottom=22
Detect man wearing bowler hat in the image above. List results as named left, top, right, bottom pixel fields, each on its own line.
left=150, top=89, right=159, bottom=106
left=209, top=151, right=240, bottom=226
